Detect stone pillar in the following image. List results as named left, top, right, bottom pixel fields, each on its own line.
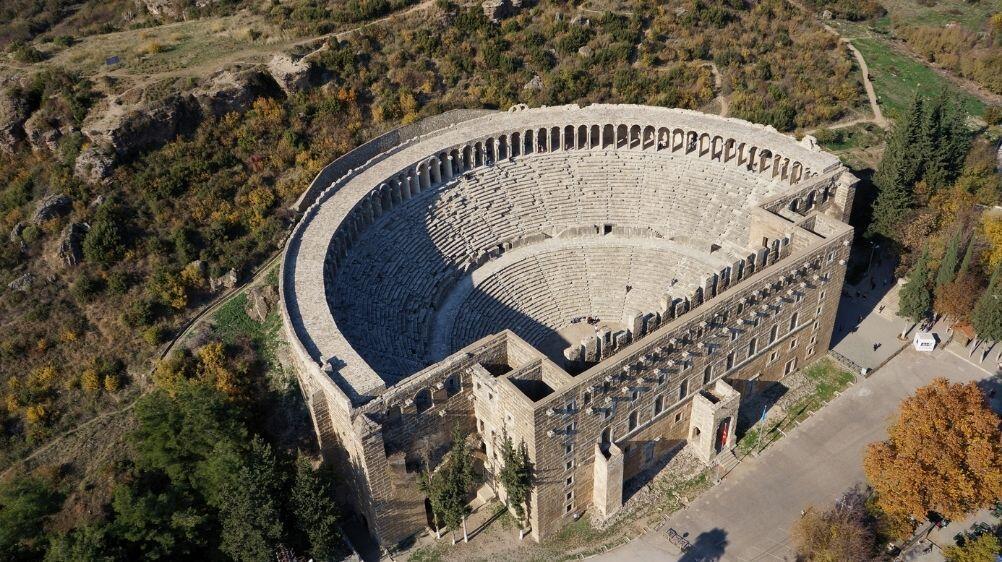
left=592, top=443, right=624, bottom=518
left=686, top=380, right=741, bottom=465
left=829, top=173, right=858, bottom=224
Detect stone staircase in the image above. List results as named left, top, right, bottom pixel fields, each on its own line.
left=715, top=449, right=740, bottom=475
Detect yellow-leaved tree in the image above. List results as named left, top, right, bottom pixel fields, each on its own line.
left=864, top=378, right=1002, bottom=520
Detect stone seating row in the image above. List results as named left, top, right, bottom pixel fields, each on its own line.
left=329, top=150, right=778, bottom=377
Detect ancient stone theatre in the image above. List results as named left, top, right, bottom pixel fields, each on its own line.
left=280, top=104, right=856, bottom=547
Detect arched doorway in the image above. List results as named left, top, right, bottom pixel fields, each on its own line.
left=715, top=417, right=731, bottom=453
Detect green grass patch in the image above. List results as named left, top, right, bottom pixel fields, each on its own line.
left=735, top=358, right=855, bottom=457
left=804, top=359, right=856, bottom=402
left=209, top=288, right=284, bottom=367
left=877, top=0, right=1001, bottom=31
left=850, top=36, right=985, bottom=120
left=408, top=541, right=447, bottom=562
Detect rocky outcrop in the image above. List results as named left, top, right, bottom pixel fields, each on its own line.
left=33, top=193, right=73, bottom=223
left=23, top=111, right=75, bottom=153
left=524, top=75, right=543, bottom=91
left=57, top=222, right=89, bottom=267
left=267, top=54, right=313, bottom=95
left=481, top=0, right=522, bottom=21
left=0, top=88, right=29, bottom=154
left=74, top=146, right=115, bottom=184
left=9, top=222, right=26, bottom=252
left=193, top=67, right=276, bottom=118
left=8, top=272, right=34, bottom=292
left=81, top=93, right=198, bottom=160
left=210, top=268, right=239, bottom=292
left=245, top=284, right=279, bottom=323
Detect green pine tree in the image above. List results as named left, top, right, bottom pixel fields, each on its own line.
left=291, top=457, right=341, bottom=558
left=898, top=249, right=932, bottom=323
left=438, top=427, right=477, bottom=544
left=972, top=264, right=1002, bottom=341
left=869, top=96, right=924, bottom=238
left=956, top=233, right=975, bottom=278
left=935, top=230, right=963, bottom=288
left=498, top=434, right=534, bottom=538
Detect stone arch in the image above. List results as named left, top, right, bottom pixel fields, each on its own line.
left=591, top=124, right=601, bottom=148
left=657, top=127, right=670, bottom=150
left=616, top=124, right=628, bottom=148
left=806, top=190, right=818, bottom=209
left=460, top=145, right=471, bottom=171
left=537, top=127, right=548, bottom=152
left=551, top=126, right=562, bottom=150
left=711, top=135, right=724, bottom=160
left=414, top=388, right=432, bottom=413
left=524, top=129, right=534, bottom=154
left=644, top=125, right=657, bottom=150
left=789, top=198, right=800, bottom=213
left=564, top=125, right=575, bottom=149
left=474, top=141, right=484, bottom=167
left=724, top=138, right=736, bottom=161
left=686, top=131, right=698, bottom=153
left=577, top=125, right=588, bottom=149
left=630, top=124, right=642, bottom=149
left=418, top=161, right=430, bottom=189
left=780, top=156, right=790, bottom=180
left=791, top=161, right=803, bottom=183
left=485, top=137, right=495, bottom=165
left=672, top=129, right=685, bottom=152
left=511, top=131, right=521, bottom=157
left=698, top=133, right=711, bottom=156
left=602, top=124, right=614, bottom=148
left=758, top=149, right=772, bottom=174
left=429, top=157, right=442, bottom=184
left=498, top=135, right=509, bottom=159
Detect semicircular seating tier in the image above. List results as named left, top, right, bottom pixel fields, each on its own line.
left=282, top=104, right=841, bottom=399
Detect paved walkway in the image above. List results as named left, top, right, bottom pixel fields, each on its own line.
left=594, top=347, right=996, bottom=562
left=831, top=251, right=910, bottom=370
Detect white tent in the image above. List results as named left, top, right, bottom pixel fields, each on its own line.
left=912, top=331, right=936, bottom=352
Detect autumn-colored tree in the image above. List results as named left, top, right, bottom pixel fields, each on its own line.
left=792, top=488, right=877, bottom=562
left=982, top=217, right=1002, bottom=269
left=864, top=378, right=1002, bottom=520
left=943, top=532, right=1002, bottom=562
left=934, top=273, right=984, bottom=323
left=197, top=342, right=242, bottom=398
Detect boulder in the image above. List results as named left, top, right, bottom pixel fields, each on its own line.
left=245, top=284, right=279, bottom=323
left=74, top=147, right=115, bottom=184
left=9, top=222, right=24, bottom=243
left=9, top=222, right=26, bottom=252
left=193, top=67, right=275, bottom=118
left=57, top=222, right=89, bottom=267
left=523, top=75, right=543, bottom=91
left=267, top=54, right=313, bottom=95
left=210, top=268, right=239, bottom=292
left=578, top=45, right=593, bottom=57
left=481, top=0, right=521, bottom=21
left=33, top=193, right=73, bottom=223
left=0, top=88, right=30, bottom=154
left=8, top=272, right=34, bottom=292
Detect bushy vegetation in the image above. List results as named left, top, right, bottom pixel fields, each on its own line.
left=895, top=19, right=1002, bottom=96
left=805, top=0, right=886, bottom=21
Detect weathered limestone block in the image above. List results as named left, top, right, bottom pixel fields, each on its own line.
left=0, top=87, right=29, bottom=153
